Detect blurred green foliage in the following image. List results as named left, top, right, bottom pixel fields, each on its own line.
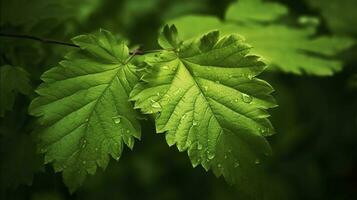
left=0, top=0, right=356, bottom=199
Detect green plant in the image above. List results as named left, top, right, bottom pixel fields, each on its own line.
left=1, top=0, right=356, bottom=199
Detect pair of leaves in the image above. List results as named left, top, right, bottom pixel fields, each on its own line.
left=168, top=0, right=354, bottom=76
left=30, top=27, right=276, bottom=192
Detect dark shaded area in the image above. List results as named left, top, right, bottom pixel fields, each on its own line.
left=1, top=0, right=356, bottom=199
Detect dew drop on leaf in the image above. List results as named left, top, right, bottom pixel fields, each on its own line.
left=254, top=159, right=260, bottom=164
left=203, top=86, right=209, bottom=92
left=112, top=116, right=121, bottom=124
left=197, top=143, right=203, bottom=150
left=207, top=152, right=215, bottom=159
left=242, top=93, right=253, bottom=103
left=152, top=101, right=161, bottom=109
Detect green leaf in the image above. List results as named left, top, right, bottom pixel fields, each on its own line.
left=29, top=30, right=141, bottom=192
left=158, top=25, right=181, bottom=49
left=168, top=0, right=354, bottom=76
left=225, top=0, right=288, bottom=23
left=0, top=65, right=31, bottom=117
left=306, top=0, right=357, bottom=36
left=131, top=25, right=276, bottom=188
left=0, top=0, right=100, bottom=35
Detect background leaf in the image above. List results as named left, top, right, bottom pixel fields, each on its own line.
left=168, top=0, right=354, bottom=75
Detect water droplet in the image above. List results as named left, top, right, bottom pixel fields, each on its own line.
left=217, top=163, right=222, bottom=168
left=85, top=118, right=89, bottom=122
left=112, top=116, right=121, bottom=124
left=242, top=93, right=253, bottom=103
left=197, top=143, right=203, bottom=150
left=152, top=102, right=161, bottom=109
left=234, top=162, right=240, bottom=168
left=254, top=159, right=260, bottom=164
left=203, top=86, right=209, bottom=92
left=260, top=128, right=266, bottom=134
left=208, top=152, right=215, bottom=160
left=234, top=99, right=239, bottom=103
left=224, top=155, right=228, bottom=159
left=192, top=121, right=198, bottom=126
left=126, top=130, right=130, bottom=134
left=81, top=139, right=87, bottom=148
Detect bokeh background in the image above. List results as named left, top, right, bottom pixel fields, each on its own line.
left=1, top=0, right=356, bottom=199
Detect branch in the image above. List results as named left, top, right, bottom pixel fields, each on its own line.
left=0, top=32, right=161, bottom=55
left=0, top=32, right=79, bottom=48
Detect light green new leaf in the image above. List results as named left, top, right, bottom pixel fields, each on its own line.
left=131, top=25, right=276, bottom=187
left=0, top=65, right=31, bottom=117
left=29, top=30, right=141, bottom=192
left=168, top=0, right=354, bottom=76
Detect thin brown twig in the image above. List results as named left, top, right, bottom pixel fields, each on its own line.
left=0, top=32, right=161, bottom=56
left=0, top=32, right=79, bottom=47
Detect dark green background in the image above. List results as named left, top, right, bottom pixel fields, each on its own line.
left=1, top=0, right=356, bottom=199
